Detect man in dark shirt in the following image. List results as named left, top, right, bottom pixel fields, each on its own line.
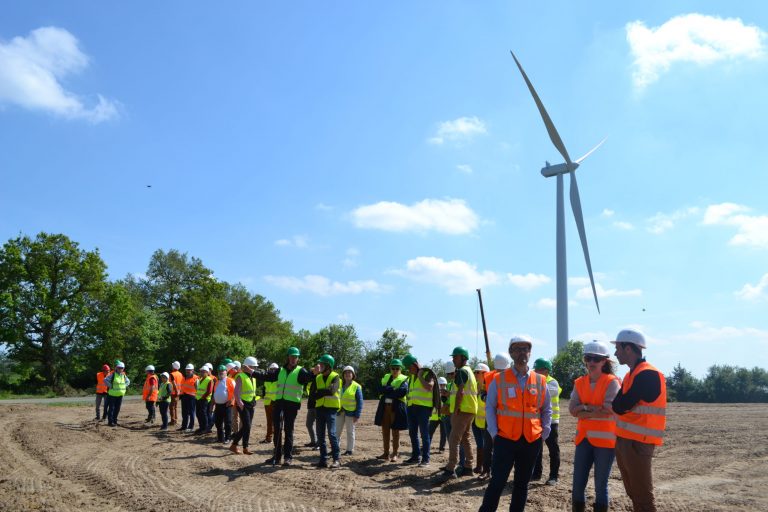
left=611, top=329, right=667, bottom=512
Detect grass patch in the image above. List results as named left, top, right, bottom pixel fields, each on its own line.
left=0, top=391, right=57, bottom=400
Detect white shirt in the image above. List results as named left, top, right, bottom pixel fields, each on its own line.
left=213, top=379, right=230, bottom=404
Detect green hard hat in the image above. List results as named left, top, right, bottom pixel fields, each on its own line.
left=450, top=346, right=469, bottom=359
left=217, top=364, right=227, bottom=372
left=402, top=354, right=418, bottom=367
left=317, top=354, right=335, bottom=368
left=287, top=346, right=301, bottom=357
left=533, top=358, right=552, bottom=372
left=389, top=358, right=404, bottom=368
left=222, top=358, right=233, bottom=365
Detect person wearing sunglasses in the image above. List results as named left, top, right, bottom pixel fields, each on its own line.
left=569, top=342, right=620, bottom=512
left=611, top=329, right=667, bottom=512
left=373, top=359, right=409, bottom=462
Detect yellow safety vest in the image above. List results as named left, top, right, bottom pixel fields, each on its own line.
left=449, top=366, right=478, bottom=414
left=475, top=394, right=486, bottom=428
left=380, top=373, right=408, bottom=403
left=108, top=373, right=127, bottom=397
left=407, top=373, right=433, bottom=407
left=276, top=366, right=303, bottom=403
left=196, top=376, right=212, bottom=401
left=340, top=381, right=361, bottom=412
left=237, top=371, right=256, bottom=402
left=316, top=371, right=341, bottom=409
left=546, top=375, right=562, bottom=423
left=263, top=381, right=277, bottom=405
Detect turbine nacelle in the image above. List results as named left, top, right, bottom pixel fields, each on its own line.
left=541, top=161, right=578, bottom=177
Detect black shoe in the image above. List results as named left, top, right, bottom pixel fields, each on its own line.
left=330, top=460, right=340, bottom=468
left=404, top=456, right=420, bottom=464
left=440, top=468, right=457, bottom=479
left=316, top=460, right=329, bottom=468
left=282, top=458, right=293, bottom=466
left=343, top=450, right=353, bottom=456
left=160, top=426, right=168, bottom=431
left=264, top=457, right=278, bottom=466
left=545, top=478, right=558, bottom=486
left=108, top=423, right=116, bottom=427
left=530, top=474, right=542, bottom=482
left=303, top=442, right=316, bottom=447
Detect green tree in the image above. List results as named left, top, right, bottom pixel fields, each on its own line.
left=225, top=283, right=293, bottom=343
left=0, top=233, right=107, bottom=391
left=359, top=328, right=411, bottom=396
left=666, top=363, right=701, bottom=402
left=551, top=340, right=585, bottom=399
left=311, top=324, right=364, bottom=370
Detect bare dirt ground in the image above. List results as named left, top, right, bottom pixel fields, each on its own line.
left=1, top=400, right=766, bottom=511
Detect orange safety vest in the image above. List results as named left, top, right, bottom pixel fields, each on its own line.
left=615, top=362, right=667, bottom=446
left=225, top=377, right=235, bottom=403
left=170, top=370, right=184, bottom=396
left=96, top=371, right=109, bottom=394
left=574, top=373, right=619, bottom=448
left=484, top=370, right=497, bottom=392
left=180, top=374, right=199, bottom=396
left=142, top=374, right=159, bottom=401
left=495, top=369, right=547, bottom=443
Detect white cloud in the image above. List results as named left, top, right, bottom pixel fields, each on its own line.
left=568, top=273, right=607, bottom=287
left=508, top=273, right=551, bottom=290
left=626, top=14, right=766, bottom=90
left=576, top=283, right=642, bottom=300
left=456, top=164, right=474, bottom=174
left=676, top=321, right=768, bottom=345
left=703, top=202, right=768, bottom=248
left=735, top=273, right=768, bottom=300
left=351, top=198, right=479, bottom=235
left=264, top=275, right=386, bottom=296
left=342, top=247, right=360, bottom=268
left=395, top=256, right=500, bottom=295
left=0, top=26, right=118, bottom=122
left=573, top=331, right=611, bottom=343
left=337, top=312, right=350, bottom=321
left=613, top=221, right=635, bottom=231
left=601, top=209, right=615, bottom=218
left=315, top=203, right=333, bottom=211
left=646, top=207, right=699, bottom=234
left=436, top=320, right=462, bottom=329
left=428, top=116, right=487, bottom=145
left=536, top=298, right=557, bottom=309
left=274, top=235, right=309, bottom=249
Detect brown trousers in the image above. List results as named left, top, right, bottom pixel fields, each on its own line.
left=447, top=411, right=475, bottom=471
left=232, top=402, right=240, bottom=434
left=381, top=404, right=400, bottom=456
left=169, top=395, right=179, bottom=424
left=615, top=437, right=657, bottom=512
left=264, top=403, right=274, bottom=441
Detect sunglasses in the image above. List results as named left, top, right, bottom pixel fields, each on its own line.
left=390, top=367, right=401, bottom=371
left=583, top=355, right=607, bottom=363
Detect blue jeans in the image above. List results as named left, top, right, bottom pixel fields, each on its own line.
left=315, top=407, right=340, bottom=462
left=407, top=405, right=432, bottom=462
left=106, top=395, right=123, bottom=425
left=159, top=401, right=169, bottom=428
left=572, top=439, right=616, bottom=506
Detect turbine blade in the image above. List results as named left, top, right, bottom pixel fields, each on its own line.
left=510, top=51, right=572, bottom=166
left=569, top=172, right=601, bottom=314
left=575, top=137, right=607, bottom=164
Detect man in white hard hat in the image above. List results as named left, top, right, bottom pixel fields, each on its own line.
left=104, top=360, right=130, bottom=427
left=481, top=353, right=511, bottom=479
left=179, top=363, right=198, bottom=433
left=194, top=365, right=214, bottom=435
left=169, top=361, right=183, bottom=426
left=142, top=365, right=159, bottom=424
left=260, top=362, right=280, bottom=444
left=472, top=362, right=491, bottom=476
left=230, top=356, right=259, bottom=455
left=428, top=376, right=449, bottom=453
left=611, top=329, right=667, bottom=512
left=480, top=335, right=552, bottom=512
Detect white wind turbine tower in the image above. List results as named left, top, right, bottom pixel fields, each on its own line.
left=510, top=51, right=604, bottom=353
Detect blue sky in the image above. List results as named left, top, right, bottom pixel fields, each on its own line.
left=2, top=2, right=768, bottom=378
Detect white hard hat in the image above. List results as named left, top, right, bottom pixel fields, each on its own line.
left=185, top=363, right=194, bottom=370
left=493, top=353, right=511, bottom=370
left=204, top=363, right=213, bottom=370
left=583, top=341, right=611, bottom=357
left=437, top=377, right=448, bottom=385
left=444, top=361, right=455, bottom=373
left=243, top=356, right=258, bottom=367
left=474, top=363, right=490, bottom=372
left=225, top=362, right=234, bottom=370
left=171, top=361, right=180, bottom=370
left=145, top=365, right=155, bottom=372
left=509, top=335, right=533, bottom=348
left=116, top=361, right=125, bottom=368
left=160, top=372, right=170, bottom=379
left=233, top=361, right=241, bottom=369
left=268, top=363, right=279, bottom=370
left=199, top=365, right=208, bottom=372
left=342, top=365, right=355, bottom=376
left=610, top=329, right=647, bottom=349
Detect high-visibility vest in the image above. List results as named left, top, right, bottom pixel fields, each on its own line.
left=214, top=377, right=235, bottom=404
left=475, top=393, right=486, bottom=428
left=237, top=371, right=257, bottom=402
left=449, top=366, right=478, bottom=414
left=484, top=370, right=497, bottom=392
left=574, top=373, right=619, bottom=448
left=316, top=371, right=341, bottom=409
left=615, top=362, right=667, bottom=446
left=546, top=375, right=562, bottom=423
left=196, top=376, right=212, bottom=401
left=96, top=371, right=109, bottom=394
left=263, top=381, right=277, bottom=405
left=108, top=372, right=127, bottom=397
left=170, top=370, right=183, bottom=396
left=142, top=374, right=159, bottom=401
left=158, top=381, right=172, bottom=403
left=341, top=381, right=362, bottom=412
left=495, top=369, right=547, bottom=443
left=407, top=373, right=433, bottom=407
left=276, top=366, right=303, bottom=403
left=379, top=373, right=408, bottom=402
left=180, top=374, right=198, bottom=396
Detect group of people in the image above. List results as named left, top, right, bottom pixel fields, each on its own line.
left=94, top=328, right=666, bottom=512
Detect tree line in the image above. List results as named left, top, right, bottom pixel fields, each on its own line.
left=0, top=232, right=411, bottom=397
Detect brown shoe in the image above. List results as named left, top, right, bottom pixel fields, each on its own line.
left=229, top=444, right=241, bottom=455
left=376, top=453, right=390, bottom=460
left=243, top=448, right=253, bottom=455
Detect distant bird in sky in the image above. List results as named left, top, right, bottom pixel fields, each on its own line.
left=146, top=185, right=152, bottom=188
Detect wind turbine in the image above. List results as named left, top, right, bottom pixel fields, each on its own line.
left=510, top=51, right=603, bottom=353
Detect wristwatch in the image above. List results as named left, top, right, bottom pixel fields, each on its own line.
left=582, top=404, right=588, bottom=412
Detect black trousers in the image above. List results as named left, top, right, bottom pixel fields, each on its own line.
left=145, top=400, right=156, bottom=421
left=272, top=399, right=300, bottom=462
left=214, top=403, right=233, bottom=441
left=106, top=395, right=123, bottom=425
left=479, top=435, right=542, bottom=512
left=195, top=399, right=209, bottom=431
left=180, top=394, right=196, bottom=429
left=231, top=401, right=255, bottom=448
left=482, top=429, right=494, bottom=473
left=533, top=423, right=560, bottom=479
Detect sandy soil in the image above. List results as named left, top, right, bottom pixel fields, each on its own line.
left=1, top=400, right=766, bottom=511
